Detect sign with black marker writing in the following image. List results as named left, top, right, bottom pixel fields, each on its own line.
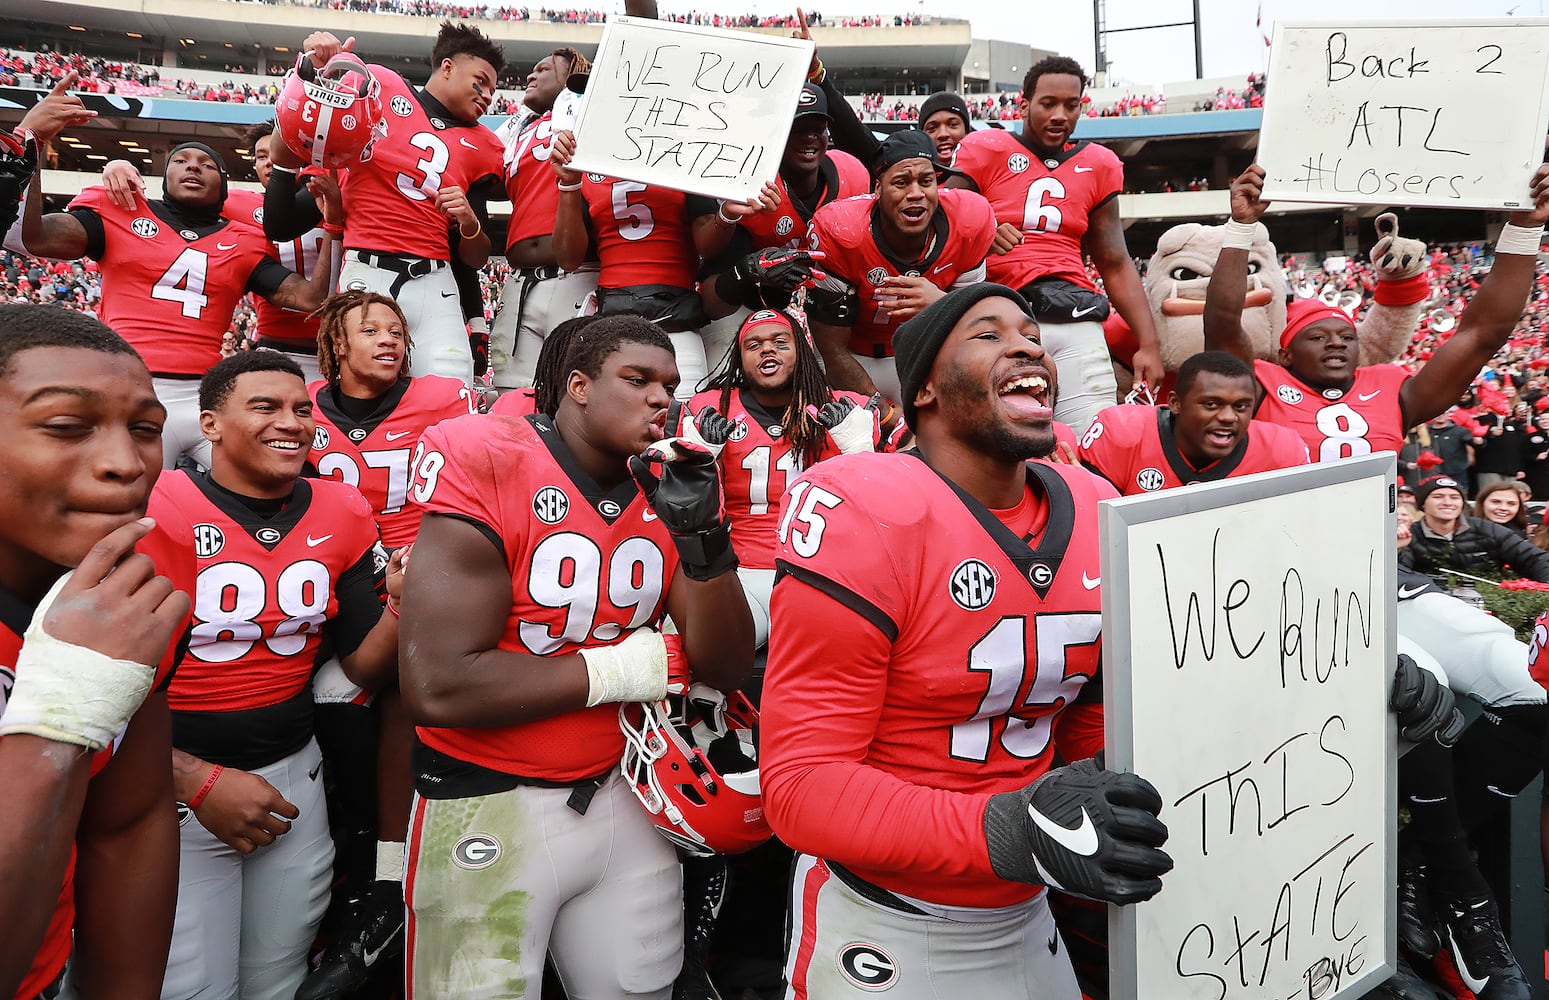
left=566, top=15, right=813, bottom=202
left=1103, top=456, right=1397, bottom=1000
left=1258, top=19, right=1549, bottom=210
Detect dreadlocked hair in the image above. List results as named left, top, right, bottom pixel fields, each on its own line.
left=703, top=309, right=832, bottom=469
left=313, top=290, right=412, bottom=386
left=534, top=315, right=601, bottom=416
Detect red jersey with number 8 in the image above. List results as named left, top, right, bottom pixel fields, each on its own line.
left=582, top=174, right=697, bottom=290
left=950, top=132, right=1122, bottom=293
left=1252, top=360, right=1411, bottom=463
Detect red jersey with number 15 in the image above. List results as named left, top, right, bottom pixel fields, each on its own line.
left=1079, top=403, right=1310, bottom=495
left=582, top=174, right=697, bottom=290
left=951, top=132, right=1122, bottom=292
left=1252, top=360, right=1411, bottom=463
left=409, top=412, right=683, bottom=781
left=225, top=187, right=325, bottom=348
left=308, top=375, right=477, bottom=548
left=342, top=68, right=504, bottom=261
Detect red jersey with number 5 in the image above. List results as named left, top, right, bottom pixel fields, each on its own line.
left=951, top=132, right=1122, bottom=292
left=1079, top=403, right=1310, bottom=495
left=761, top=455, right=1116, bottom=908
left=342, top=68, right=504, bottom=261
left=504, top=110, right=564, bottom=248
left=309, top=375, right=476, bottom=548
left=408, top=412, right=682, bottom=780
left=582, top=174, right=697, bottom=290
left=67, top=186, right=275, bottom=375
left=226, top=187, right=325, bottom=348
left=1252, top=360, right=1411, bottom=463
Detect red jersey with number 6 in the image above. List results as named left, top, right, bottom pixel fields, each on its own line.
left=409, top=412, right=683, bottom=780
left=1252, top=360, right=1411, bottom=463
left=582, top=174, right=697, bottom=290
left=67, top=186, right=275, bottom=375
left=342, top=68, right=504, bottom=261
left=761, top=455, right=1116, bottom=908
left=225, top=187, right=325, bottom=348
left=951, top=132, right=1122, bottom=292
left=1079, top=403, right=1310, bottom=495
left=308, top=375, right=476, bottom=548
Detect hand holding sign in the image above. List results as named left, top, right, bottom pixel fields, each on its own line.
left=1228, top=165, right=1270, bottom=226
left=1509, top=163, right=1549, bottom=227
left=549, top=129, right=582, bottom=186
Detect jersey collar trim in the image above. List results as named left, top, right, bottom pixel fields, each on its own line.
left=318, top=379, right=412, bottom=441
left=868, top=201, right=949, bottom=277
left=781, top=156, right=841, bottom=223
left=1157, top=407, right=1249, bottom=484
left=417, top=87, right=480, bottom=129
left=525, top=413, right=640, bottom=524
left=189, top=470, right=315, bottom=550
left=1014, top=136, right=1090, bottom=171
left=737, top=388, right=788, bottom=432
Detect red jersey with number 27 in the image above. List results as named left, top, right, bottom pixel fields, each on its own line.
left=409, top=412, right=682, bottom=780
left=1252, top=360, right=1411, bottom=463
left=1079, top=403, right=1310, bottom=495
left=582, top=174, right=696, bottom=289
left=950, top=132, right=1122, bottom=292
left=761, top=455, right=1115, bottom=908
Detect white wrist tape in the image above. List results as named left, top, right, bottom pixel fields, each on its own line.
left=1496, top=223, right=1545, bottom=257
left=1221, top=218, right=1262, bottom=251
left=0, top=572, right=156, bottom=750
left=580, top=628, right=668, bottom=707
left=682, top=411, right=727, bottom=461
left=830, top=405, right=877, bottom=454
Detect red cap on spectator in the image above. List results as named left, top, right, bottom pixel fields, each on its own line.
left=1281, top=299, right=1354, bottom=350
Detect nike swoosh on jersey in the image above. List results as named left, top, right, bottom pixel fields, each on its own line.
left=1073, top=165, right=1093, bottom=173
left=384, top=430, right=411, bottom=441
left=1397, top=585, right=1429, bottom=600
left=1082, top=573, right=1100, bottom=590
left=217, top=242, right=238, bottom=250
left=933, top=262, right=954, bottom=274
left=460, top=137, right=479, bottom=149
left=1027, top=804, right=1100, bottom=857
left=1072, top=305, right=1103, bottom=319
left=642, top=508, right=658, bottom=522
left=306, top=534, right=334, bottom=547
left=1447, top=925, right=1491, bottom=994
left=1357, top=390, right=1382, bottom=401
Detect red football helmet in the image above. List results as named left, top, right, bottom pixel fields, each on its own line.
left=620, top=683, right=773, bottom=856
left=276, top=52, right=384, bottom=169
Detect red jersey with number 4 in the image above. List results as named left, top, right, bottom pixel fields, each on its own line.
left=761, top=455, right=1115, bottom=908
left=68, top=186, right=274, bottom=375
left=686, top=387, right=869, bottom=570
left=1252, top=360, right=1411, bottom=463
left=504, top=110, right=563, bottom=248
left=308, top=376, right=476, bottom=548
left=582, top=174, right=697, bottom=289
left=342, top=68, right=504, bottom=261
left=1, top=519, right=194, bottom=1000
left=807, top=188, right=996, bottom=357
left=950, top=132, right=1122, bottom=292
left=409, top=412, right=682, bottom=780
left=226, top=187, right=325, bottom=348
left=738, top=151, right=870, bottom=250
left=151, top=471, right=382, bottom=713
left=1079, top=403, right=1310, bottom=495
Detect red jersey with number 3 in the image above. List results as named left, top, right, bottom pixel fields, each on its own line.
left=226, top=187, right=325, bottom=348
left=1079, top=403, right=1310, bottom=495
left=409, top=412, right=682, bottom=780
left=807, top=188, right=996, bottom=357
left=504, top=110, right=563, bottom=248
left=582, top=174, right=696, bottom=289
left=308, top=375, right=476, bottom=548
left=761, top=455, right=1116, bottom=908
left=686, top=387, right=868, bottom=570
left=1252, top=360, right=1411, bottom=463
left=1, top=519, right=194, bottom=1000
left=151, top=471, right=382, bottom=713
left=67, top=186, right=274, bottom=375
left=739, top=151, right=870, bottom=250
left=342, top=68, right=504, bottom=261
left=951, top=132, right=1122, bottom=292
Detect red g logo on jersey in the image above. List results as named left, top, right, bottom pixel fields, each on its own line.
left=1277, top=384, right=1304, bottom=405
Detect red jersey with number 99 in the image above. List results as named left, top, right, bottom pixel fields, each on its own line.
left=1252, top=359, right=1411, bottom=463
left=408, top=412, right=682, bottom=780
left=582, top=174, right=697, bottom=290
left=341, top=68, right=504, bottom=261
left=951, top=132, right=1122, bottom=292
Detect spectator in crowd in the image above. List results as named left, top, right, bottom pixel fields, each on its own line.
left=1401, top=475, right=1549, bottom=581
left=1472, top=400, right=1531, bottom=490
left=1474, top=481, right=1533, bottom=536
left=1425, top=412, right=1476, bottom=493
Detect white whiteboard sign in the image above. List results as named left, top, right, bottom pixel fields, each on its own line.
left=1258, top=19, right=1549, bottom=210
left=567, top=16, right=813, bottom=202
left=1103, top=457, right=1397, bottom=1000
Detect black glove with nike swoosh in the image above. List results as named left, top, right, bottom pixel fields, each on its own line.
left=984, top=756, right=1172, bottom=904
left=1391, top=653, right=1465, bottom=746
left=715, top=247, right=827, bottom=309
left=629, top=401, right=738, bottom=582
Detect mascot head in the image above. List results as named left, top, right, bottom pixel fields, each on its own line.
left=1146, top=222, right=1286, bottom=368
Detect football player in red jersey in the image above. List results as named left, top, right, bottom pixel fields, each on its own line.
left=489, top=46, right=600, bottom=391
left=0, top=307, right=193, bottom=1000
left=917, top=91, right=973, bottom=162
left=19, top=114, right=337, bottom=471
left=807, top=129, right=996, bottom=418
left=1205, top=162, right=1549, bottom=461
left=267, top=23, right=506, bottom=386
left=399, top=314, right=753, bottom=998
left=762, top=283, right=1171, bottom=996
left=1079, top=350, right=1309, bottom=495
left=152, top=352, right=402, bottom=1000
left=949, top=57, right=1164, bottom=434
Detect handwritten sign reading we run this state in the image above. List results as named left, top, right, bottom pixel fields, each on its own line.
left=1258, top=19, right=1549, bottom=210
left=568, top=15, right=814, bottom=202
left=1102, top=457, right=1397, bottom=1000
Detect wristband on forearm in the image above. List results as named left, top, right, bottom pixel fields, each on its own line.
left=1373, top=271, right=1431, bottom=306
left=670, top=519, right=739, bottom=581
left=1496, top=223, right=1545, bottom=257
left=1220, top=218, right=1260, bottom=251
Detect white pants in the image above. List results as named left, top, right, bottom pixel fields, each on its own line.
left=1038, top=319, right=1116, bottom=437
left=784, top=855, right=1079, bottom=998
left=340, top=252, right=472, bottom=385
left=737, top=567, right=775, bottom=649
left=1397, top=592, right=1546, bottom=707
left=153, top=376, right=211, bottom=471
left=160, top=740, right=335, bottom=1000
left=698, top=308, right=747, bottom=377
left=490, top=267, right=600, bottom=390
left=855, top=355, right=902, bottom=409
left=406, top=772, right=682, bottom=999
left=670, top=331, right=709, bottom=403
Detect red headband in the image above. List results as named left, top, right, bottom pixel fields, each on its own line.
left=1281, top=300, right=1355, bottom=350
